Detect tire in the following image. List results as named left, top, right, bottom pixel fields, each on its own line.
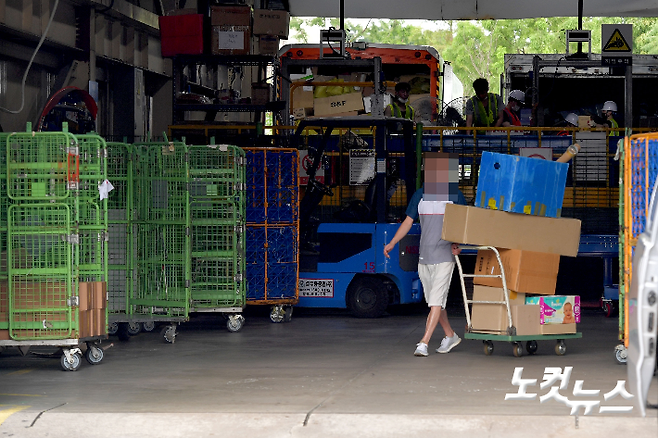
left=483, top=341, right=494, bottom=356
left=85, top=344, right=104, bottom=365
left=227, top=314, right=245, bottom=333
left=161, top=326, right=177, bottom=344
left=614, top=344, right=627, bottom=364
left=127, top=321, right=141, bottom=335
left=61, top=352, right=82, bottom=371
left=526, top=340, right=538, bottom=355
left=283, top=306, right=293, bottom=322
left=107, top=322, right=118, bottom=335
left=142, top=321, right=156, bottom=332
left=555, top=340, right=567, bottom=356
left=603, top=301, right=614, bottom=318
left=513, top=342, right=523, bottom=357
left=346, top=277, right=388, bottom=318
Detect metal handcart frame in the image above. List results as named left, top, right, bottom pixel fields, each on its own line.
left=456, top=246, right=582, bottom=357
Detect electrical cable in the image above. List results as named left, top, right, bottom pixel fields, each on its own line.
left=0, top=0, right=60, bottom=114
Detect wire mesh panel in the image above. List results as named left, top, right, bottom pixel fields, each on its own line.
left=7, top=204, right=74, bottom=340
left=106, top=143, right=132, bottom=315
left=245, top=225, right=299, bottom=302
left=188, top=145, right=246, bottom=311
left=628, top=135, right=658, bottom=238
left=244, top=148, right=299, bottom=224
left=5, top=131, right=78, bottom=201
left=130, top=143, right=190, bottom=320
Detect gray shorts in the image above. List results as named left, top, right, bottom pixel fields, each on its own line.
left=418, top=262, right=455, bottom=308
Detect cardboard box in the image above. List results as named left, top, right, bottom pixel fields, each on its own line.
left=92, top=309, right=105, bottom=336
left=258, top=35, right=279, bottom=56
left=578, top=116, right=591, bottom=128
left=251, top=83, right=270, bottom=105
left=1, top=248, right=33, bottom=273
left=307, top=111, right=359, bottom=118
left=10, top=281, right=69, bottom=309
left=540, top=323, right=577, bottom=334
left=526, top=295, right=580, bottom=324
left=313, top=92, right=364, bottom=117
left=252, top=9, right=290, bottom=38
left=473, top=248, right=560, bottom=295
left=0, top=329, right=9, bottom=340
left=211, top=26, right=251, bottom=56
left=78, top=309, right=90, bottom=338
left=293, top=107, right=313, bottom=119
left=211, top=6, right=252, bottom=27
left=91, top=282, right=107, bottom=310
left=159, top=14, right=204, bottom=57
left=475, top=151, right=569, bottom=218
left=442, top=204, right=581, bottom=257
left=292, top=87, right=315, bottom=110
left=78, top=282, right=91, bottom=311
left=0, top=280, right=7, bottom=318
left=470, top=285, right=529, bottom=333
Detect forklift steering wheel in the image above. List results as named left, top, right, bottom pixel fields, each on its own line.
left=310, top=178, right=334, bottom=197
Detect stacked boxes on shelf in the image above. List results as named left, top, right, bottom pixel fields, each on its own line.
left=443, top=151, right=582, bottom=335
left=245, top=148, right=299, bottom=307
left=0, top=129, right=108, bottom=342
left=188, top=145, right=246, bottom=312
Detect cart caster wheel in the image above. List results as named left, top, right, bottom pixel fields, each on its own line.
left=227, top=314, right=245, bottom=333
left=270, top=305, right=285, bottom=323
left=513, top=342, right=523, bottom=357
left=142, top=321, right=156, bottom=332
left=161, top=325, right=177, bottom=344
left=483, top=341, right=494, bottom=356
left=85, top=344, right=104, bottom=365
left=603, top=301, right=614, bottom=318
left=526, top=340, right=538, bottom=355
left=555, top=340, right=567, bottom=356
left=127, top=321, right=142, bottom=335
left=117, top=323, right=131, bottom=341
left=107, top=322, right=118, bottom=336
left=61, top=351, right=82, bottom=371
left=614, top=344, right=627, bottom=364
left=283, top=306, right=293, bottom=323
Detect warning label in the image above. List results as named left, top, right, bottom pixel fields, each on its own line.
left=603, top=29, right=631, bottom=52
left=299, top=278, right=334, bottom=298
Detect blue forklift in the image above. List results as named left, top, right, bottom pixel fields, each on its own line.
left=294, top=117, right=425, bottom=317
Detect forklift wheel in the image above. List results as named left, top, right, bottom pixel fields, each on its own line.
left=347, top=277, right=388, bottom=318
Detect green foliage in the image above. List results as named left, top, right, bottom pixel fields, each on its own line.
left=289, top=16, right=658, bottom=96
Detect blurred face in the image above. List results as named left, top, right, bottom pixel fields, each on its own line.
left=564, top=302, right=573, bottom=318
left=424, top=153, right=460, bottom=202
left=477, top=91, right=488, bottom=101
left=396, top=88, right=409, bottom=102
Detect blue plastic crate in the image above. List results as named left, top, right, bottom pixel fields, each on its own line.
left=245, top=264, right=266, bottom=300
left=630, top=137, right=658, bottom=237
left=475, top=151, right=569, bottom=217
left=246, top=226, right=266, bottom=264
left=267, top=226, right=297, bottom=263
left=266, top=263, right=297, bottom=299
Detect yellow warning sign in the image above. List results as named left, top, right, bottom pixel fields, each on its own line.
left=603, top=29, right=631, bottom=52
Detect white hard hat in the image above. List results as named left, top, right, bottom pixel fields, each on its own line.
left=509, top=90, right=525, bottom=103
left=602, top=101, right=617, bottom=112
left=565, top=113, right=579, bottom=126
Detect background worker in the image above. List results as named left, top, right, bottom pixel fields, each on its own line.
left=596, top=101, right=620, bottom=136
left=383, top=152, right=465, bottom=357
left=465, top=78, right=504, bottom=135
left=501, top=90, right=525, bottom=127
left=385, top=82, right=415, bottom=119
left=558, top=112, right=579, bottom=136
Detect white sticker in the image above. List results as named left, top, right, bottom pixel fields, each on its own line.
left=299, top=279, right=334, bottom=298
left=218, top=31, right=244, bottom=50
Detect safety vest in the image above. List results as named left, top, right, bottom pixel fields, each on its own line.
left=610, top=117, right=619, bottom=136
left=387, top=102, right=414, bottom=120
left=471, top=94, right=499, bottom=127
left=503, top=107, right=521, bottom=126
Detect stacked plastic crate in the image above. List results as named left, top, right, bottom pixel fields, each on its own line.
left=188, top=145, right=246, bottom=332
left=0, top=127, right=108, bottom=370
left=244, top=148, right=299, bottom=323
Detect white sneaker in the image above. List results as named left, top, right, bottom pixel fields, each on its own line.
left=437, top=334, right=461, bottom=353
left=414, top=342, right=429, bottom=357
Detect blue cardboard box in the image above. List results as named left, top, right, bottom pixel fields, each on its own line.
left=475, top=151, right=569, bottom=217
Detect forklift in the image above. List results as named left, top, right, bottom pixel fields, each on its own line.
left=293, top=116, right=425, bottom=317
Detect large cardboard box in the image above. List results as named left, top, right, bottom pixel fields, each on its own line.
left=442, top=204, right=581, bottom=257
left=1, top=248, right=33, bottom=272
left=0, top=329, right=9, bottom=340
left=526, top=295, right=580, bottom=324
left=159, top=14, right=204, bottom=57
left=473, top=248, right=560, bottom=295
left=11, top=281, right=69, bottom=309
left=211, top=26, right=251, bottom=55
left=252, top=9, right=290, bottom=38
left=91, top=282, right=107, bottom=310
left=251, top=83, right=270, bottom=105
left=78, top=309, right=90, bottom=338
left=92, top=309, right=105, bottom=336
left=211, top=6, right=251, bottom=27
left=292, top=87, right=315, bottom=110
left=470, top=285, right=533, bottom=333
left=257, top=35, right=279, bottom=56
left=475, top=151, right=569, bottom=218
left=78, top=282, right=91, bottom=311
left=313, top=93, right=364, bottom=117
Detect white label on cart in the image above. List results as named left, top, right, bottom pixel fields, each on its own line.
left=299, top=279, right=334, bottom=298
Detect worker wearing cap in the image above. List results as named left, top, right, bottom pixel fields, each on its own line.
left=558, top=113, right=579, bottom=136
left=385, top=82, right=415, bottom=120
left=598, top=101, right=620, bottom=136
left=465, top=78, right=504, bottom=135
left=502, top=90, right=525, bottom=127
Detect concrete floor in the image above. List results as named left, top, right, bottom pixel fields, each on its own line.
left=0, top=305, right=656, bottom=437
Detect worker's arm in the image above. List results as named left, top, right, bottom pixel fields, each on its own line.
left=384, top=216, right=414, bottom=258
left=466, top=114, right=474, bottom=135
left=494, top=108, right=505, bottom=127
left=384, top=105, right=392, bottom=117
